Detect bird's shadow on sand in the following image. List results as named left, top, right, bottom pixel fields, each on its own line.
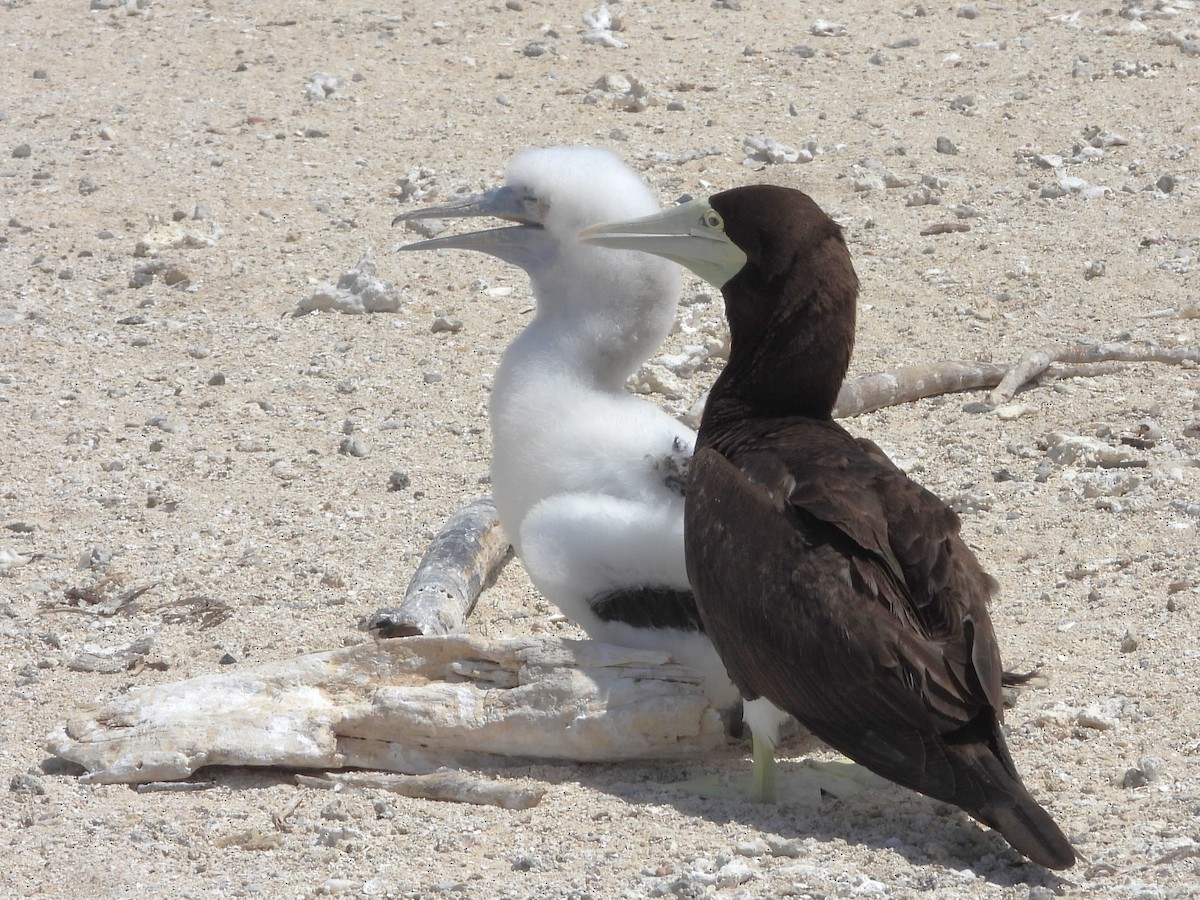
left=533, top=730, right=1073, bottom=891
left=52, top=728, right=1072, bottom=891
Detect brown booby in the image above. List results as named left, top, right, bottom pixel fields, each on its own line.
left=580, top=185, right=1076, bottom=870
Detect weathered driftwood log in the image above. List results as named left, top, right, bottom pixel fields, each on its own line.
left=366, top=498, right=511, bottom=637
left=46, top=635, right=725, bottom=785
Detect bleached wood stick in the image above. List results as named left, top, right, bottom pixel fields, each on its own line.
left=296, top=770, right=547, bottom=809
left=988, top=340, right=1200, bottom=405
left=46, top=635, right=725, bottom=784
left=367, top=497, right=511, bottom=637
left=833, top=361, right=1010, bottom=417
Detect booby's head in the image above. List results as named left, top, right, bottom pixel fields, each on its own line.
left=394, top=146, right=681, bottom=385
left=581, top=185, right=859, bottom=419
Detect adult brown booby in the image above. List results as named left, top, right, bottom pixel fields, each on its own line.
left=580, top=185, right=1076, bottom=870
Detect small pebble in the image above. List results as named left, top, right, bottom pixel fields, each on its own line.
left=995, top=403, right=1030, bottom=421
left=810, top=19, right=845, bottom=37
left=388, top=471, right=412, bottom=492
left=12, top=143, right=31, bottom=159
left=207, top=372, right=226, bottom=386
left=316, top=826, right=365, bottom=847
left=935, top=136, right=958, bottom=155
left=146, top=414, right=180, bottom=433
left=159, top=264, right=191, bottom=286
left=431, top=316, right=463, bottom=334
left=716, top=860, right=754, bottom=888
left=1156, top=173, right=1176, bottom=193
left=956, top=4, right=981, bottom=19
left=505, top=0, right=523, bottom=9
left=735, top=840, right=768, bottom=857
left=78, top=175, right=100, bottom=195
left=9, top=773, right=46, bottom=795
left=423, top=372, right=443, bottom=384
left=339, top=436, right=370, bottom=458
left=1084, top=259, right=1106, bottom=279
left=511, top=853, right=542, bottom=871
left=320, top=800, right=348, bottom=821
left=1120, top=630, right=1139, bottom=653
left=766, top=836, right=803, bottom=858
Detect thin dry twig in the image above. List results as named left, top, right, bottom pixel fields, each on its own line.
left=159, top=595, right=234, bottom=630
left=135, top=780, right=215, bottom=794
left=296, top=770, right=547, bottom=810
left=272, top=792, right=305, bottom=831
left=42, top=578, right=156, bottom=618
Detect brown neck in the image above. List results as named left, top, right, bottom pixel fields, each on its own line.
left=699, top=230, right=858, bottom=447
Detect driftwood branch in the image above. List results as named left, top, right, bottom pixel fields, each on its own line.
left=987, top=341, right=1200, bottom=405
left=47, top=635, right=725, bottom=784
left=834, top=341, right=1199, bottom=416
left=366, top=498, right=511, bottom=637
left=833, top=361, right=1010, bottom=417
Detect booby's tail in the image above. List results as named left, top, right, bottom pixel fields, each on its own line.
left=954, top=741, right=1076, bottom=871
left=814, top=714, right=1076, bottom=869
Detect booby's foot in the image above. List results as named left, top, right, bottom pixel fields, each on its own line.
left=656, top=758, right=886, bottom=807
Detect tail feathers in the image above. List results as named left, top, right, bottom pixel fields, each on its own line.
left=962, top=746, right=1076, bottom=870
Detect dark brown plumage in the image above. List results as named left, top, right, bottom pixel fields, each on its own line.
left=684, top=185, right=1076, bottom=869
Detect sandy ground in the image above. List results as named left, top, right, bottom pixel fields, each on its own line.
left=2, top=0, right=1200, bottom=897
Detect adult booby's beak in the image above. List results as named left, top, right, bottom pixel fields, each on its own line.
left=578, top=198, right=747, bottom=288
left=392, top=186, right=552, bottom=271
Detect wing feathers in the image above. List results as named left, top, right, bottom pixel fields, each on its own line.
left=686, top=422, right=1074, bottom=869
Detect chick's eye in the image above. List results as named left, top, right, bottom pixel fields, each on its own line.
left=701, top=210, right=723, bottom=230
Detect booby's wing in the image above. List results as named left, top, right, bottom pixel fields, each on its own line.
left=686, top=420, right=1074, bottom=868
left=689, top=423, right=1001, bottom=738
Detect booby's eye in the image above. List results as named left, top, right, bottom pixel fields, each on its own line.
left=701, top=210, right=724, bottom=231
